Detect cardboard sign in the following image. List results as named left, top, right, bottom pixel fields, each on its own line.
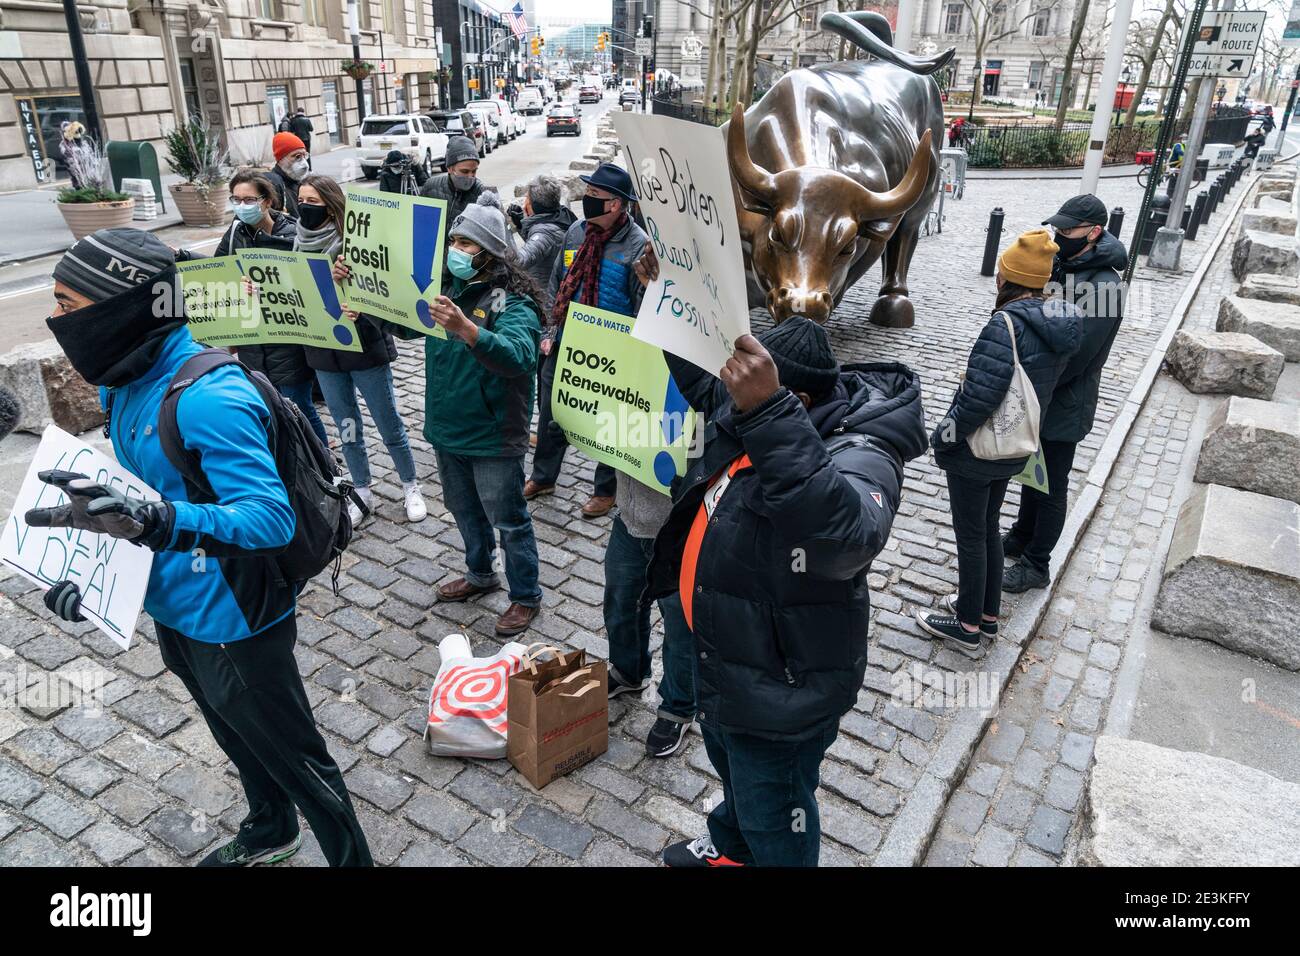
left=0, top=426, right=158, bottom=649
left=611, top=111, right=750, bottom=377
left=551, top=303, right=696, bottom=495
left=341, top=186, right=449, bottom=339
left=1013, top=447, right=1049, bottom=494
left=177, top=252, right=362, bottom=352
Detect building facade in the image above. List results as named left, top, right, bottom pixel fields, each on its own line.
left=431, top=0, right=517, bottom=108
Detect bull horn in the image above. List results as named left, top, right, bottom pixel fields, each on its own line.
left=726, top=103, right=777, bottom=211
left=857, top=129, right=933, bottom=223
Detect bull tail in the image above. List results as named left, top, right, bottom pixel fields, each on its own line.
left=820, top=10, right=955, bottom=76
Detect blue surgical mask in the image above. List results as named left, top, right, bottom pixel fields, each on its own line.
left=234, top=202, right=265, bottom=226
left=447, top=247, right=478, bottom=280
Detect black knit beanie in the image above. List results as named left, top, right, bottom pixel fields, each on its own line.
left=757, top=316, right=840, bottom=401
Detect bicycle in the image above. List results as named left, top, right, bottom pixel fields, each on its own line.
left=1136, top=159, right=1180, bottom=193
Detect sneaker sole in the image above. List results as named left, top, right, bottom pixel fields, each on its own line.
left=915, top=611, right=986, bottom=658
left=940, top=596, right=999, bottom=637
left=608, top=681, right=649, bottom=700
left=242, top=834, right=303, bottom=866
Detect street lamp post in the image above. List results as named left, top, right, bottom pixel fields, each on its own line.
left=61, top=0, right=102, bottom=143
left=346, top=0, right=367, bottom=127
left=968, top=60, right=981, bottom=121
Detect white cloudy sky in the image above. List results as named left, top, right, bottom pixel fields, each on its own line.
left=535, top=0, right=612, bottom=20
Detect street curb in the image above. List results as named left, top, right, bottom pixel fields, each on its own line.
left=873, top=168, right=1261, bottom=867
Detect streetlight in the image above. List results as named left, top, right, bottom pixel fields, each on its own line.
left=968, top=60, right=981, bottom=121
left=1217, top=82, right=1228, bottom=108
left=1114, top=65, right=1132, bottom=127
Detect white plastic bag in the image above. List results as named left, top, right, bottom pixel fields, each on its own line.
left=424, top=634, right=527, bottom=759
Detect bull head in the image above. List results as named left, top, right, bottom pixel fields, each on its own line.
left=727, top=104, right=932, bottom=323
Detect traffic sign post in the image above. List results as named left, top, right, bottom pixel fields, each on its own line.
left=1183, top=10, right=1265, bottom=76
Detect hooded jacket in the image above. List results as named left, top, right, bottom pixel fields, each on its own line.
left=516, top=206, right=577, bottom=311
left=1041, top=231, right=1126, bottom=444
left=646, top=355, right=929, bottom=741
left=931, top=295, right=1082, bottom=480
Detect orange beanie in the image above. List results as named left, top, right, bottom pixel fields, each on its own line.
left=273, top=132, right=306, bottom=163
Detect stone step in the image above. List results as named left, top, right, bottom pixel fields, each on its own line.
left=1165, top=329, right=1284, bottom=399
left=1231, top=229, right=1299, bottom=281
left=1241, top=206, right=1297, bottom=236
left=1152, top=483, right=1300, bottom=670
left=1216, top=294, right=1300, bottom=360
left=1081, top=736, right=1300, bottom=866
left=1237, top=272, right=1300, bottom=306
left=1195, top=396, right=1300, bottom=503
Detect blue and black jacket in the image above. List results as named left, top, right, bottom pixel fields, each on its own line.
left=546, top=215, right=647, bottom=327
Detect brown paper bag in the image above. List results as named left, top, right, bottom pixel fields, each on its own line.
left=507, top=644, right=608, bottom=789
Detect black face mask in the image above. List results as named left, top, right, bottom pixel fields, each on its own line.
left=297, top=203, right=330, bottom=230
left=1054, top=231, right=1093, bottom=260
left=582, top=195, right=611, bottom=221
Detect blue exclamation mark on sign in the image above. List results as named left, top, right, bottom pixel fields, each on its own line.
left=308, top=257, right=354, bottom=347
left=653, top=374, right=690, bottom=487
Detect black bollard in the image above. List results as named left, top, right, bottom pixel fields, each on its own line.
left=1208, top=176, right=1223, bottom=215
left=1215, top=174, right=1227, bottom=208
left=1107, top=206, right=1125, bottom=239
left=980, top=207, right=1004, bottom=277
left=1199, top=185, right=1215, bottom=226
left=1194, top=157, right=1209, bottom=184
left=1138, top=195, right=1171, bottom=256
left=1180, top=203, right=1192, bottom=231
left=1188, top=191, right=1207, bottom=239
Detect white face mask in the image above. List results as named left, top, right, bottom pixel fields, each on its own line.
left=283, top=157, right=309, bottom=180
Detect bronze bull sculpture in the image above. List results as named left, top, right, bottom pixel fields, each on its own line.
left=725, top=11, right=953, bottom=328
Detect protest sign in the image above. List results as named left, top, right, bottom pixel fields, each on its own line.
left=1, top=426, right=158, bottom=649
left=177, top=251, right=361, bottom=352
left=611, top=111, right=749, bottom=378
left=1013, top=447, right=1049, bottom=494
left=341, top=186, right=449, bottom=339
left=551, top=303, right=695, bottom=495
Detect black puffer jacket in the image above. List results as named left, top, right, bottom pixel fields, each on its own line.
left=1042, top=232, right=1126, bottom=443
left=646, top=357, right=929, bottom=741
left=265, top=165, right=301, bottom=217
left=304, top=315, right=398, bottom=373
left=932, top=295, right=1082, bottom=479
left=515, top=206, right=576, bottom=311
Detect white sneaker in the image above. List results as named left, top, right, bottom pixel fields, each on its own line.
left=404, top=483, right=427, bottom=522
left=349, top=486, right=373, bottom=528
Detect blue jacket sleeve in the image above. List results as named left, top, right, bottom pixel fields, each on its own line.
left=932, top=315, right=1015, bottom=449
left=166, top=367, right=296, bottom=556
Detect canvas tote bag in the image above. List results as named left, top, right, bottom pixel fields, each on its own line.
left=966, top=311, right=1041, bottom=461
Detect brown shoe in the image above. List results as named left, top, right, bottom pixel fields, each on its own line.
left=495, top=602, right=539, bottom=636
left=523, top=480, right=555, bottom=500
left=581, top=494, right=615, bottom=518
left=436, top=577, right=500, bottom=603
left=529, top=432, right=538, bottom=448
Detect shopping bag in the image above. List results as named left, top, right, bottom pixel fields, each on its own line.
left=507, top=644, right=609, bottom=788
left=967, top=311, right=1041, bottom=461
left=424, top=633, right=528, bottom=759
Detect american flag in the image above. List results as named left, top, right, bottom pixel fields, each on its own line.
left=505, top=2, right=528, bottom=39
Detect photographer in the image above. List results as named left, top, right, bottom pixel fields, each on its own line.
left=378, top=148, right=428, bottom=195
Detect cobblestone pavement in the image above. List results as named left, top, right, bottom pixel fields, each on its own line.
left=0, top=166, right=1251, bottom=867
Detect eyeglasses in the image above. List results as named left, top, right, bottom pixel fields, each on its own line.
left=229, top=196, right=265, bottom=208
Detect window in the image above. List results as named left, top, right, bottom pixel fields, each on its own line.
left=361, top=119, right=410, bottom=135
left=304, top=0, right=325, bottom=27
left=258, top=0, right=281, bottom=20
left=944, top=3, right=964, bottom=34
left=382, top=0, right=396, bottom=34
left=1033, top=7, right=1051, bottom=36
left=357, top=0, right=371, bottom=31
left=1027, top=61, right=1045, bottom=89
left=179, top=58, right=201, bottom=118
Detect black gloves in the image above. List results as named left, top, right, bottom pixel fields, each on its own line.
left=45, top=579, right=85, bottom=622
left=507, top=203, right=525, bottom=230
left=24, top=469, right=175, bottom=551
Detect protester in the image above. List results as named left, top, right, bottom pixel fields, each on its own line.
left=336, top=192, right=544, bottom=636
left=378, top=148, right=428, bottom=195
left=1002, top=196, right=1126, bottom=593
left=267, top=131, right=310, bottom=216
left=419, top=135, right=490, bottom=248
left=33, top=228, right=372, bottom=867
left=527, top=163, right=647, bottom=517
left=917, top=230, right=1081, bottom=657
left=289, top=107, right=314, bottom=167
left=295, top=174, right=426, bottom=526
left=508, top=174, right=576, bottom=310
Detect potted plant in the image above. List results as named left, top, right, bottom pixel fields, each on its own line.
left=342, top=59, right=375, bottom=81
left=56, top=135, right=135, bottom=240
left=163, top=113, right=231, bottom=227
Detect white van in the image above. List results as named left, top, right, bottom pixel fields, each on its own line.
left=516, top=86, right=545, bottom=115
left=466, top=98, right=525, bottom=142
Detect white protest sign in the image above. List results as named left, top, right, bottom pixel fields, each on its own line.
left=611, top=111, right=750, bottom=378
left=1, top=425, right=158, bottom=649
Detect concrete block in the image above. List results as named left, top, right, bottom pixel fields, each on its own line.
left=1152, top=483, right=1300, bottom=670
left=568, top=158, right=599, bottom=172
left=0, top=341, right=104, bottom=435
left=1241, top=207, right=1297, bottom=236
left=1216, top=294, right=1300, bottom=361
left=1165, top=330, right=1284, bottom=399
left=1081, top=736, right=1300, bottom=866
left=1196, top=396, right=1300, bottom=503
left=1232, top=229, right=1299, bottom=280
left=1237, top=272, right=1300, bottom=306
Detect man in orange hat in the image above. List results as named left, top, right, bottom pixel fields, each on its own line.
left=267, top=131, right=309, bottom=216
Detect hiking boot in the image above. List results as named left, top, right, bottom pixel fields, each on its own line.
left=940, top=594, right=998, bottom=637
left=1003, top=560, right=1050, bottom=593
left=646, top=717, right=690, bottom=758
left=523, top=480, right=555, bottom=500
left=607, top=671, right=649, bottom=699
left=437, top=577, right=499, bottom=603
left=198, top=833, right=302, bottom=868
left=915, top=610, right=986, bottom=659
left=495, top=602, right=539, bottom=636
left=581, top=494, right=615, bottom=518
left=663, top=835, right=744, bottom=868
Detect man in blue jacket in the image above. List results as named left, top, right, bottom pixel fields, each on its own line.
left=29, top=229, right=371, bottom=867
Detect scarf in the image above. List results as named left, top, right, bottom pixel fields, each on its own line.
left=550, top=212, right=627, bottom=327
left=294, top=220, right=343, bottom=260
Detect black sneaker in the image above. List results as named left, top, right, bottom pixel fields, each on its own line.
left=1003, top=561, right=1050, bottom=594
left=607, top=671, right=648, bottom=699
left=915, top=610, right=986, bottom=659
left=663, top=835, right=745, bottom=867
left=940, top=594, right=998, bottom=636
left=198, top=833, right=302, bottom=867
left=1002, top=533, right=1026, bottom=560
left=646, top=717, right=690, bottom=758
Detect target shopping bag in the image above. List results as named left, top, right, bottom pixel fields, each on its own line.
left=507, top=644, right=608, bottom=789
left=424, top=633, right=528, bottom=759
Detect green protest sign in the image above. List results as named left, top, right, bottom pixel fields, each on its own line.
left=1013, top=447, right=1049, bottom=494
left=341, top=186, right=449, bottom=339
left=551, top=303, right=696, bottom=495
left=178, top=251, right=361, bottom=352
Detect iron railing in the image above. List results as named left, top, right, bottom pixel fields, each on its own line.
left=650, top=95, right=729, bottom=126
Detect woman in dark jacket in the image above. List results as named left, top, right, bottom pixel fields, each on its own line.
left=917, top=230, right=1081, bottom=658
left=295, top=174, right=426, bottom=527
left=508, top=174, right=576, bottom=312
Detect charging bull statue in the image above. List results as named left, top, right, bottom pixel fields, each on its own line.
left=726, top=11, right=953, bottom=328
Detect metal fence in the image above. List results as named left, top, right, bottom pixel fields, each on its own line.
left=650, top=95, right=729, bottom=126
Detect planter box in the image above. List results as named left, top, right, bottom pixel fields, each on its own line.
left=57, top=198, right=136, bottom=240
left=170, top=181, right=232, bottom=227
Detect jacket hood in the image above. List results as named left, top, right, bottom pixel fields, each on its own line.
left=1003, top=296, right=1082, bottom=357
left=810, top=361, right=928, bottom=463
left=1059, top=230, right=1127, bottom=274
left=522, top=206, right=576, bottom=236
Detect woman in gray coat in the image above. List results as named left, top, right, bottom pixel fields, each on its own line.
left=508, top=174, right=576, bottom=316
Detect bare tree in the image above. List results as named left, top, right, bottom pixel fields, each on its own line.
left=1124, top=0, right=1178, bottom=126
left=1053, top=0, right=1092, bottom=129
left=956, top=0, right=1042, bottom=109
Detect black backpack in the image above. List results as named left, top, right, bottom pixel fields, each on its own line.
left=156, top=349, right=353, bottom=591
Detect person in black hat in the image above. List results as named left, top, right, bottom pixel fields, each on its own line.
left=527, top=162, right=648, bottom=519
left=1002, top=193, right=1127, bottom=593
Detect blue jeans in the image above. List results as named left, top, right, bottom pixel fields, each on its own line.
left=277, top=380, right=329, bottom=448
left=436, top=450, right=542, bottom=607
left=604, top=516, right=696, bottom=722
left=701, top=721, right=839, bottom=867
left=315, top=366, right=417, bottom=488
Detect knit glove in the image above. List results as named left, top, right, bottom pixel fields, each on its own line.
left=44, top=580, right=85, bottom=623
left=25, top=470, right=175, bottom=551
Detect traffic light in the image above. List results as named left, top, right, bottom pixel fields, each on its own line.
left=530, top=36, right=540, bottom=56
left=595, top=32, right=606, bottom=52
left=538, top=35, right=545, bottom=48
left=642, top=16, right=653, bottom=38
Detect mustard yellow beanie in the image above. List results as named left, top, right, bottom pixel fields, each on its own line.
left=998, top=229, right=1059, bottom=288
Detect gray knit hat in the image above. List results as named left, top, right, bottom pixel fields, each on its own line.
left=450, top=191, right=509, bottom=258
left=445, top=135, right=479, bottom=168
left=52, top=228, right=175, bottom=303
left=757, top=316, right=841, bottom=401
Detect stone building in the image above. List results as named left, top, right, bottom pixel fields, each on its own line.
left=0, top=0, right=455, bottom=191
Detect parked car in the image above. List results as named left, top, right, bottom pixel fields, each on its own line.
left=546, top=104, right=581, bottom=137
left=466, top=98, right=525, bottom=142
left=467, top=106, right=502, bottom=151
left=356, top=113, right=449, bottom=178
left=619, top=89, right=640, bottom=108
left=426, top=109, right=487, bottom=159
left=516, top=86, right=545, bottom=115
left=578, top=85, right=601, bottom=104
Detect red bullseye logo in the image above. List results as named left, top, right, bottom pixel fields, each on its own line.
left=428, top=654, right=522, bottom=735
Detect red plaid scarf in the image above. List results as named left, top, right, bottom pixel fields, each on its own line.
left=550, top=212, right=627, bottom=326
